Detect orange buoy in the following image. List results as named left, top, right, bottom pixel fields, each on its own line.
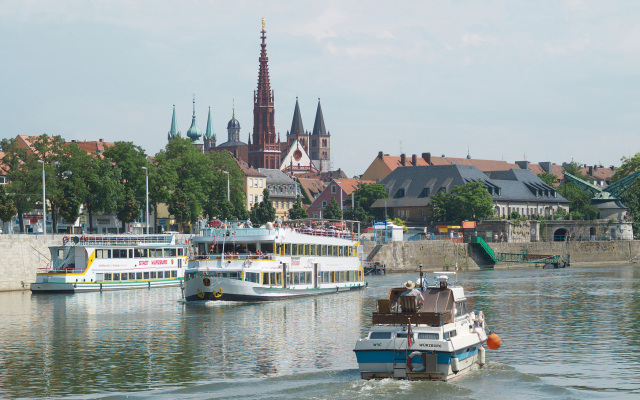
left=487, top=333, right=501, bottom=350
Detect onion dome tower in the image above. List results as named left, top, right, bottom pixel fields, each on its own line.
left=186, top=95, right=204, bottom=152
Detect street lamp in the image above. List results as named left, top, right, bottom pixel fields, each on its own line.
left=141, top=167, right=149, bottom=235
left=222, top=171, right=230, bottom=202
left=337, top=181, right=343, bottom=222
left=37, top=160, right=46, bottom=235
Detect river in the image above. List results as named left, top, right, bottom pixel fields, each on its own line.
left=1, top=264, right=639, bottom=399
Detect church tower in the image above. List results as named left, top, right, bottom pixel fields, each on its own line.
left=204, top=106, right=215, bottom=151
left=186, top=96, right=204, bottom=152
left=248, top=18, right=280, bottom=169
left=310, top=98, right=330, bottom=171
left=286, top=97, right=309, bottom=153
left=167, top=105, right=181, bottom=141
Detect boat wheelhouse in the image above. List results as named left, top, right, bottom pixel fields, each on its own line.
left=183, top=219, right=366, bottom=301
left=354, top=271, right=491, bottom=381
left=30, top=234, right=188, bottom=293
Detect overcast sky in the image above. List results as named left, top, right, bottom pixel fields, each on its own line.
left=1, top=1, right=639, bottom=177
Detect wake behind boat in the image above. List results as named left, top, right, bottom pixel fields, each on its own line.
left=354, top=270, right=500, bottom=381
left=183, top=219, right=366, bottom=301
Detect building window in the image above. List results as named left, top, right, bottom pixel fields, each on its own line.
left=249, top=178, right=253, bottom=188
left=322, top=200, right=327, bottom=207
left=259, top=179, right=263, bottom=188
left=331, top=185, right=336, bottom=194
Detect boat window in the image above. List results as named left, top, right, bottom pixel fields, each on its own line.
left=104, top=273, right=112, bottom=281
left=396, top=333, right=409, bottom=339
left=171, top=270, right=177, bottom=278
left=276, top=244, right=283, bottom=256
left=339, top=246, right=344, bottom=257
left=96, top=273, right=103, bottom=281
left=340, top=271, right=345, bottom=282
left=327, top=246, right=333, bottom=256
left=261, top=242, right=274, bottom=254
left=134, top=248, right=148, bottom=258
left=369, top=332, right=392, bottom=339
left=455, top=301, right=468, bottom=317
left=310, top=245, right=316, bottom=256
left=136, top=272, right=143, bottom=280
left=165, top=248, right=177, bottom=257
left=144, top=272, right=149, bottom=279
left=321, top=245, right=327, bottom=256
left=305, top=271, right=311, bottom=283
left=444, top=330, right=457, bottom=339
left=348, top=247, right=353, bottom=257
left=113, top=273, right=120, bottom=281
left=246, top=272, right=260, bottom=283
left=185, top=272, right=195, bottom=281
left=150, top=272, right=157, bottom=279
left=304, top=244, right=310, bottom=255
left=292, top=244, right=298, bottom=256
left=128, top=273, right=135, bottom=280
left=285, top=244, right=291, bottom=256
left=292, top=272, right=299, bottom=285
left=128, top=249, right=133, bottom=258
left=418, top=333, right=439, bottom=340
left=359, top=270, right=363, bottom=281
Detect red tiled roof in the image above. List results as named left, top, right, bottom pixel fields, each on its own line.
left=381, top=156, right=429, bottom=171
left=428, top=156, right=519, bottom=171
left=298, top=177, right=326, bottom=198
left=74, top=140, right=114, bottom=154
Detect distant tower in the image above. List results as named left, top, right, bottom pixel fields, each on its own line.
left=287, top=97, right=308, bottom=152
left=167, top=105, right=181, bottom=141
left=227, top=103, right=242, bottom=143
left=248, top=18, right=279, bottom=169
left=310, top=98, right=330, bottom=172
left=186, top=95, right=204, bottom=152
left=204, top=106, right=215, bottom=151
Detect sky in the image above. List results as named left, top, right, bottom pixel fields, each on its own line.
left=1, top=0, right=639, bottom=177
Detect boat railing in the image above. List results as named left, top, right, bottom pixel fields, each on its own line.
left=371, top=311, right=454, bottom=326
left=62, top=234, right=177, bottom=246
left=191, top=254, right=274, bottom=261
left=199, top=227, right=359, bottom=241
left=36, top=266, right=84, bottom=274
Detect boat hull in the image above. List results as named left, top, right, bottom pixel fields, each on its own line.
left=30, top=279, right=183, bottom=293
left=184, top=276, right=366, bottom=302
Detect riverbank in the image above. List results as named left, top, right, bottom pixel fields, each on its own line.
left=363, top=239, right=640, bottom=272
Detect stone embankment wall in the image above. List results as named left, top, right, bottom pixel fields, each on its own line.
left=363, top=240, right=640, bottom=272
left=0, top=235, right=62, bottom=292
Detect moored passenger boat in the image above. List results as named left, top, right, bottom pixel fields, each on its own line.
left=354, top=271, right=498, bottom=381
left=30, top=234, right=188, bottom=293
left=183, top=219, right=366, bottom=301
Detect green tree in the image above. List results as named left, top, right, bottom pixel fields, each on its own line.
left=81, top=156, right=123, bottom=233
left=451, top=181, right=494, bottom=222
left=288, top=196, right=308, bottom=220
left=612, top=153, right=640, bottom=236
left=251, top=188, right=276, bottom=225
left=429, top=191, right=452, bottom=222
left=297, top=179, right=313, bottom=205
left=342, top=183, right=388, bottom=225
left=323, top=197, right=342, bottom=220
left=0, top=185, right=17, bottom=233
left=168, top=188, right=192, bottom=229
left=58, top=181, right=82, bottom=228
left=116, top=187, right=140, bottom=231
left=537, top=172, right=558, bottom=186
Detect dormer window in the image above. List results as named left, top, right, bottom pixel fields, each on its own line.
left=395, top=188, right=405, bottom=198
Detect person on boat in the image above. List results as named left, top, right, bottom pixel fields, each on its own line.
left=400, top=281, right=424, bottom=308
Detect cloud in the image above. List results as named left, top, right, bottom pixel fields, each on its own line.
left=543, top=35, right=591, bottom=55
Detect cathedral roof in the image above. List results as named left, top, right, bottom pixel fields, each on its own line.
left=312, top=99, right=327, bottom=136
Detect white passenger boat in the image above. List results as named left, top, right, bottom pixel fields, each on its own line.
left=183, top=220, right=366, bottom=301
left=30, top=234, right=188, bottom=293
left=354, top=271, right=497, bottom=381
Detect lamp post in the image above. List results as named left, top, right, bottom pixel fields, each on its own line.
left=37, top=160, right=46, bottom=235
left=337, top=181, right=343, bottom=222
left=141, top=167, right=149, bottom=234
left=222, top=171, right=230, bottom=202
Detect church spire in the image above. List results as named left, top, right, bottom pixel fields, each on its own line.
left=186, top=94, right=203, bottom=142
left=205, top=106, right=215, bottom=141
left=290, top=97, right=304, bottom=139
left=168, top=104, right=180, bottom=140
left=312, top=98, right=327, bottom=136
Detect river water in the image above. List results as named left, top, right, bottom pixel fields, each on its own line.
left=1, top=264, right=639, bottom=399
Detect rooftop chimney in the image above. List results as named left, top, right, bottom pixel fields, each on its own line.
left=422, top=152, right=431, bottom=164
left=400, top=153, right=406, bottom=166
left=378, top=151, right=384, bottom=160
left=412, top=154, right=417, bottom=166
left=539, top=162, right=551, bottom=173
left=515, top=161, right=529, bottom=170
left=588, top=166, right=593, bottom=175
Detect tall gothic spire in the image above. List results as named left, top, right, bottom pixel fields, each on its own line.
left=168, top=104, right=180, bottom=140
left=205, top=106, right=214, bottom=141
left=290, top=97, right=304, bottom=138
left=312, top=98, right=327, bottom=136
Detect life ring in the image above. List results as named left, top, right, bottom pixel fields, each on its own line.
left=407, top=351, right=427, bottom=372
left=63, top=236, right=69, bottom=244
left=213, top=288, right=223, bottom=298
left=203, top=278, right=211, bottom=287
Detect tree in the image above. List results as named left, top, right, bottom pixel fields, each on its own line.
left=429, top=191, right=452, bottom=222
left=612, top=153, right=640, bottom=236
left=451, top=181, right=494, bottom=222
left=81, top=156, right=123, bottom=233
left=323, top=197, right=342, bottom=220
left=342, top=183, right=388, bottom=225
left=537, top=172, right=558, bottom=186
left=57, top=181, right=82, bottom=228
left=297, top=179, right=313, bottom=205
left=252, top=188, right=276, bottom=225
left=0, top=185, right=17, bottom=233
left=116, top=187, right=140, bottom=232
left=168, top=188, right=192, bottom=229
left=288, top=196, right=308, bottom=220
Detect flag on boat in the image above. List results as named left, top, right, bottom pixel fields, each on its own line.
left=407, top=321, right=413, bottom=346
